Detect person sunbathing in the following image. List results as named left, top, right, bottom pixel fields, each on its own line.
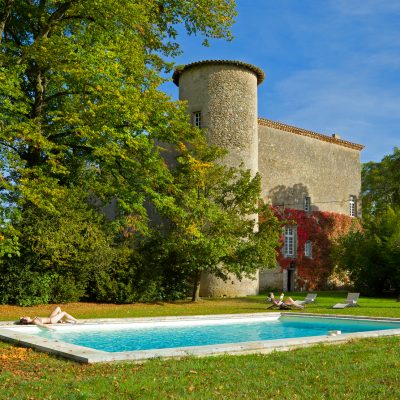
left=18, top=306, right=78, bottom=328
left=267, top=292, right=304, bottom=309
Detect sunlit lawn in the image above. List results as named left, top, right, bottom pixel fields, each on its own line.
left=2, top=291, right=400, bottom=322
left=1, top=292, right=400, bottom=399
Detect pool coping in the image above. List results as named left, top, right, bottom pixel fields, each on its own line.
left=1, top=312, right=400, bottom=363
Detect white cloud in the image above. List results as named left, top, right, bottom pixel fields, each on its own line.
left=332, top=0, right=400, bottom=16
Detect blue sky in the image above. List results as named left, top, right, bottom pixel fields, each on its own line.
left=163, top=0, right=400, bottom=163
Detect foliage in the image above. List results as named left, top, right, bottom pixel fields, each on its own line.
left=146, top=142, right=282, bottom=301
left=0, top=0, right=237, bottom=303
left=87, top=245, right=189, bottom=303
left=362, top=147, right=400, bottom=215
left=0, top=189, right=119, bottom=305
left=272, top=208, right=358, bottom=290
left=334, top=206, right=400, bottom=295
left=334, top=148, right=400, bottom=295
left=0, top=0, right=236, bottom=234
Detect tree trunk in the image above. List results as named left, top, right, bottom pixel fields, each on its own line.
left=191, top=271, right=201, bottom=302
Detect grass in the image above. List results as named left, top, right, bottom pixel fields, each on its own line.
left=2, top=291, right=400, bottom=322
left=1, top=292, right=400, bottom=399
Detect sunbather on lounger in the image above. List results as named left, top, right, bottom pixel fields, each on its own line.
left=18, top=306, right=78, bottom=328
left=267, top=292, right=304, bottom=309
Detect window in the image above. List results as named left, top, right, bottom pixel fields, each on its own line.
left=349, top=195, right=357, bottom=217
left=304, top=196, right=311, bottom=212
left=193, top=111, right=201, bottom=128
left=304, top=240, right=312, bottom=258
left=284, top=226, right=296, bottom=258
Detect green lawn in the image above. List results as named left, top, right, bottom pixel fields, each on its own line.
left=1, top=292, right=400, bottom=399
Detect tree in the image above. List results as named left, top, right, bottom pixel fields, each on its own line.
left=334, top=207, right=400, bottom=296
left=142, top=142, right=282, bottom=302
left=334, top=149, right=400, bottom=297
left=0, top=0, right=238, bottom=303
left=362, top=147, right=400, bottom=216
left=0, top=0, right=236, bottom=232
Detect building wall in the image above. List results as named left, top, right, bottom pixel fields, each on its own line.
left=174, top=60, right=364, bottom=296
left=178, top=63, right=259, bottom=175
left=176, top=61, right=261, bottom=297
left=259, top=266, right=283, bottom=290
left=258, top=122, right=362, bottom=215
left=258, top=120, right=362, bottom=291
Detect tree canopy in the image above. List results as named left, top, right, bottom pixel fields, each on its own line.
left=0, top=1, right=283, bottom=305
left=0, top=0, right=236, bottom=236
left=334, top=206, right=400, bottom=295
left=145, top=143, right=281, bottom=301
left=362, top=147, right=400, bottom=216
left=335, top=148, right=400, bottom=296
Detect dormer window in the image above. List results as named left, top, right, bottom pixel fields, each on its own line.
left=193, top=111, right=201, bottom=128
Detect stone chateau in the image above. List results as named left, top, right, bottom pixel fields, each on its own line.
left=172, top=60, right=364, bottom=297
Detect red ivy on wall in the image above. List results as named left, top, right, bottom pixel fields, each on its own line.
left=271, top=207, right=359, bottom=290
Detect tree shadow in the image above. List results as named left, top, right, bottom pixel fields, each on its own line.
left=268, top=183, right=320, bottom=212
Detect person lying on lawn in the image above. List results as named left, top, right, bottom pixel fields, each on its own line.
left=18, top=306, right=78, bottom=327
left=267, top=292, right=304, bottom=309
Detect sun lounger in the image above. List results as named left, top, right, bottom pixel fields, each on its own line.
left=294, top=293, right=317, bottom=306
left=332, top=293, right=360, bottom=309
left=267, top=302, right=293, bottom=310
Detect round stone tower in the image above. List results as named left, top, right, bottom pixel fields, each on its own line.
left=173, top=60, right=265, bottom=297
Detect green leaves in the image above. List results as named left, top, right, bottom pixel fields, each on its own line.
left=0, top=0, right=236, bottom=223
left=362, top=147, right=400, bottom=215
left=334, top=206, right=400, bottom=295
left=0, top=0, right=246, bottom=305
left=147, top=140, right=281, bottom=300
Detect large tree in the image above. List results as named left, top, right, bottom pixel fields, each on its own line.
left=0, top=0, right=238, bottom=304
left=0, top=0, right=236, bottom=232
left=334, top=148, right=400, bottom=296
left=135, top=142, right=282, bottom=302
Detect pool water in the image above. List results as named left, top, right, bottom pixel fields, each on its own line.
left=35, top=316, right=400, bottom=353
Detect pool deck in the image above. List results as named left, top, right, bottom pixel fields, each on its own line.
left=1, top=312, right=400, bottom=363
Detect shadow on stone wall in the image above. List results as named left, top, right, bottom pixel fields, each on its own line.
left=268, top=183, right=320, bottom=212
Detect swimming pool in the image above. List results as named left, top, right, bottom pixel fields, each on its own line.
left=1, top=313, right=400, bottom=363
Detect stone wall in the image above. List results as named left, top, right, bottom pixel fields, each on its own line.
left=258, top=120, right=362, bottom=215
left=258, top=119, right=362, bottom=291
left=259, top=266, right=282, bottom=290
left=176, top=61, right=262, bottom=298
left=177, top=62, right=259, bottom=175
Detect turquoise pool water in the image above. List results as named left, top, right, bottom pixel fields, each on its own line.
left=35, top=316, right=400, bottom=353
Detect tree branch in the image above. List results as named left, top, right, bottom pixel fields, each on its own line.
left=0, top=0, right=15, bottom=44
left=0, top=140, right=19, bottom=154
left=36, top=1, right=74, bottom=40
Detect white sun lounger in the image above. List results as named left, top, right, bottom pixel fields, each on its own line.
left=294, top=293, right=317, bottom=306
left=332, top=293, right=360, bottom=309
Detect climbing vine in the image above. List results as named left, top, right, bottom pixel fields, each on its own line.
left=271, top=207, right=360, bottom=290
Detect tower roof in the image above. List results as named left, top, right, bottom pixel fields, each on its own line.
left=173, top=60, right=265, bottom=86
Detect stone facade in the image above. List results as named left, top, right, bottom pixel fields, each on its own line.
left=258, top=119, right=362, bottom=215
left=173, top=60, right=363, bottom=296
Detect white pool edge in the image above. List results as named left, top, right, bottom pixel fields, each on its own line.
left=1, top=312, right=400, bottom=363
